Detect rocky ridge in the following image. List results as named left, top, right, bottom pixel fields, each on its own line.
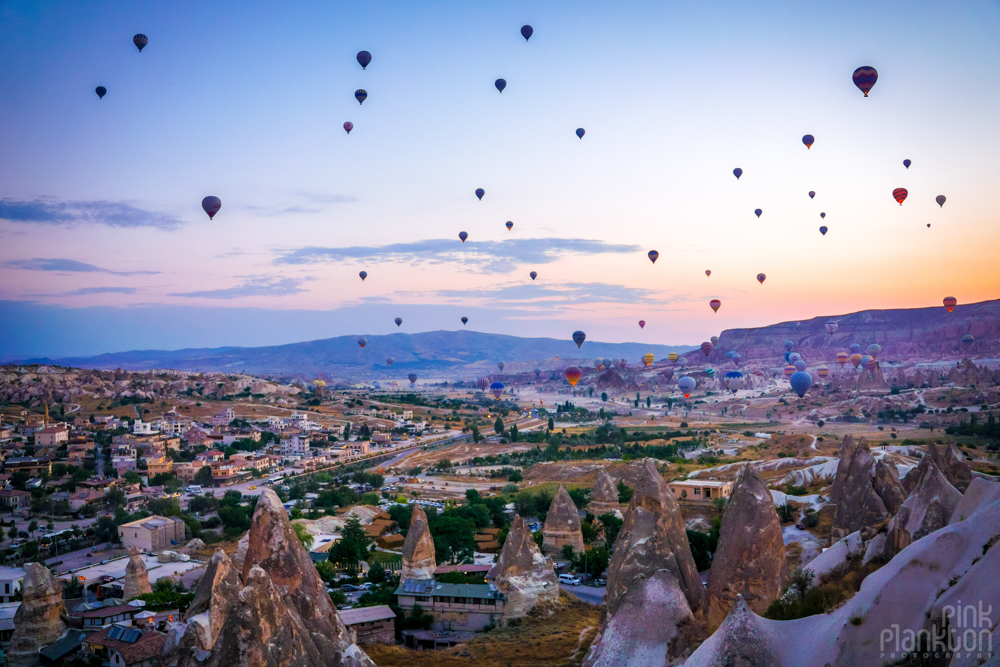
left=494, top=514, right=559, bottom=619
left=541, top=485, right=585, bottom=555
left=400, top=504, right=436, bottom=580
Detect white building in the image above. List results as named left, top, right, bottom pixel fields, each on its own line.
left=210, top=408, right=235, bottom=427
left=280, top=432, right=309, bottom=459
left=0, top=567, right=24, bottom=603
left=132, top=419, right=161, bottom=436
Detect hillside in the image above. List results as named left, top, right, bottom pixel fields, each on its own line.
left=17, top=330, right=692, bottom=378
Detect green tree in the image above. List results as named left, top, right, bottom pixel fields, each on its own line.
left=7, top=525, right=18, bottom=541
left=598, top=513, right=623, bottom=546
left=470, top=423, right=482, bottom=443
left=329, top=515, right=371, bottom=571
left=548, top=417, right=554, bottom=432
left=509, top=423, right=519, bottom=442
left=27, top=520, right=37, bottom=537
left=194, top=466, right=214, bottom=486
left=561, top=544, right=575, bottom=561
left=601, top=392, right=608, bottom=402
left=494, top=416, right=504, bottom=437
left=343, top=422, right=352, bottom=440
left=617, top=481, right=633, bottom=504
left=293, top=522, right=314, bottom=550
left=507, top=469, right=523, bottom=483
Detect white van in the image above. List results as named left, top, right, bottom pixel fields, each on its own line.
left=558, top=574, right=581, bottom=586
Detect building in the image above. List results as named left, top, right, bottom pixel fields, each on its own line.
left=209, top=408, right=235, bottom=427
left=209, top=460, right=250, bottom=486
left=0, top=567, right=24, bottom=603
left=74, top=604, right=140, bottom=629
left=666, top=479, right=734, bottom=503
left=0, top=602, right=18, bottom=655
left=279, top=432, right=309, bottom=459
left=339, top=605, right=396, bottom=645
left=69, top=489, right=106, bottom=512
left=132, top=419, right=161, bottom=436
left=194, top=450, right=224, bottom=463
left=0, top=489, right=30, bottom=512
left=5, top=457, right=52, bottom=477
left=113, top=456, right=138, bottom=473
left=174, top=460, right=206, bottom=485
left=34, top=426, right=69, bottom=448
left=117, top=515, right=186, bottom=552
left=394, top=578, right=506, bottom=633
left=83, top=625, right=166, bottom=666
left=145, top=457, right=173, bottom=476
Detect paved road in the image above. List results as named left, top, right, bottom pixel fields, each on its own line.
left=560, top=583, right=605, bottom=605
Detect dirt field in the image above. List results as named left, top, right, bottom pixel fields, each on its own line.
left=390, top=442, right=536, bottom=470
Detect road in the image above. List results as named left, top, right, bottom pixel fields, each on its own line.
left=560, top=583, right=605, bottom=605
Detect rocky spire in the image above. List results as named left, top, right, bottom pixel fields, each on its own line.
left=588, top=468, right=621, bottom=518
left=495, top=515, right=559, bottom=619
left=872, top=458, right=906, bottom=515
left=401, top=504, right=436, bottom=580
left=883, top=456, right=962, bottom=559
left=541, top=485, right=584, bottom=556
left=124, top=544, right=152, bottom=600
left=704, top=465, right=787, bottom=629
left=830, top=436, right=890, bottom=538
left=8, top=563, right=68, bottom=667
left=604, top=459, right=703, bottom=627
left=682, top=596, right=781, bottom=667
left=162, top=549, right=243, bottom=662
left=926, top=442, right=973, bottom=492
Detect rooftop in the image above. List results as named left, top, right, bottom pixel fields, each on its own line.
left=338, top=605, right=396, bottom=625
left=395, top=579, right=504, bottom=601
left=669, top=479, right=733, bottom=488
left=86, top=625, right=166, bottom=664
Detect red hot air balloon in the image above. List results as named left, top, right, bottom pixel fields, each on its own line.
left=710, top=299, right=721, bottom=313
left=648, top=250, right=659, bottom=264
left=459, top=231, right=468, bottom=243
left=521, top=25, right=533, bottom=41
left=705, top=270, right=711, bottom=277
left=757, top=273, right=766, bottom=285
left=202, top=197, right=222, bottom=220
left=943, top=296, right=957, bottom=313
left=529, top=271, right=537, bottom=281
left=357, top=51, right=372, bottom=69
left=506, top=221, right=513, bottom=230
left=852, top=66, right=878, bottom=96
left=343, top=122, right=353, bottom=134
left=564, top=366, right=582, bottom=386
left=638, top=320, right=645, bottom=329
left=892, top=188, right=908, bottom=205
left=359, top=271, right=367, bottom=281
left=802, top=134, right=815, bottom=149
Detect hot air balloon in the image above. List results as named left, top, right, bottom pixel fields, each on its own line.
left=848, top=343, right=861, bottom=354
left=705, top=270, right=711, bottom=277
left=820, top=212, right=826, bottom=219
left=343, top=122, right=353, bottom=134
left=850, top=353, right=863, bottom=368
left=836, top=352, right=849, bottom=367
left=754, top=209, right=762, bottom=218
left=794, top=359, right=807, bottom=372
left=725, top=371, right=743, bottom=394
left=475, top=188, right=485, bottom=200
left=789, top=371, right=813, bottom=397
left=705, top=368, right=716, bottom=379
left=784, top=365, right=796, bottom=378
left=200, top=196, right=222, bottom=220
left=943, top=297, right=957, bottom=313
left=809, top=191, right=816, bottom=199
left=459, top=231, right=468, bottom=243
left=497, top=361, right=505, bottom=371
left=784, top=352, right=792, bottom=363
left=133, top=34, right=148, bottom=51
left=710, top=299, right=721, bottom=313
left=357, top=51, right=372, bottom=69
left=572, top=331, right=586, bottom=348
left=789, top=353, right=801, bottom=363
left=409, top=373, right=418, bottom=385
left=638, top=320, right=645, bottom=329
left=757, top=273, right=766, bottom=285
left=701, top=342, right=713, bottom=356
left=963, top=334, right=974, bottom=345
left=534, top=367, right=541, bottom=377
left=394, top=317, right=402, bottom=327
left=529, top=271, right=537, bottom=281
left=903, top=159, right=911, bottom=169
left=506, top=221, right=513, bottom=230
left=802, top=134, right=814, bottom=149
left=355, top=89, right=367, bottom=104
left=817, top=365, right=830, bottom=378
left=663, top=368, right=674, bottom=381
left=733, top=168, right=743, bottom=180
left=358, top=337, right=367, bottom=348
left=643, top=353, right=655, bottom=367
left=461, top=316, right=469, bottom=325
left=677, top=376, right=696, bottom=397
left=678, top=357, right=688, bottom=367
left=668, top=353, right=678, bottom=363
left=936, top=195, right=946, bottom=207
left=852, top=66, right=878, bottom=96
left=731, top=353, right=742, bottom=366
left=359, top=271, right=367, bottom=281
left=892, top=188, right=908, bottom=205
left=784, top=341, right=794, bottom=352
left=864, top=357, right=877, bottom=371
left=648, top=250, right=659, bottom=264
left=477, top=377, right=489, bottom=391
left=819, top=226, right=828, bottom=236
left=95, top=86, right=106, bottom=99
left=386, top=357, right=394, bottom=366
left=490, top=381, right=505, bottom=399
left=576, top=128, right=585, bottom=139
left=725, top=351, right=735, bottom=360
left=866, top=343, right=882, bottom=359
left=495, top=79, right=506, bottom=93
left=594, top=359, right=604, bottom=370
left=564, top=367, right=582, bottom=387
left=521, top=25, right=533, bottom=41
left=711, top=336, right=720, bottom=346
left=825, top=321, right=838, bottom=334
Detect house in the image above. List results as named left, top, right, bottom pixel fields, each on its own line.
left=82, top=625, right=166, bottom=667
left=113, top=456, right=138, bottom=473
left=395, top=578, right=506, bottom=634
left=5, top=457, right=52, bottom=477
left=0, top=567, right=25, bottom=603
left=181, top=429, right=211, bottom=447
left=34, top=426, right=69, bottom=448
left=0, top=489, right=31, bottom=512
left=339, top=605, right=396, bottom=645
left=117, top=515, right=186, bottom=552
left=174, top=460, right=206, bottom=485
left=145, top=457, right=173, bottom=476
left=210, top=408, right=235, bottom=427
left=69, top=489, right=106, bottom=512
left=131, top=419, right=161, bottom=436
left=666, top=479, right=734, bottom=503
left=0, top=602, right=19, bottom=654
left=73, top=604, right=139, bottom=629
left=195, top=450, right=224, bottom=463
left=209, top=460, right=250, bottom=486
left=279, top=431, right=309, bottom=459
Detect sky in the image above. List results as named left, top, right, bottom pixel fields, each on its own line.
left=2, top=0, right=1000, bottom=358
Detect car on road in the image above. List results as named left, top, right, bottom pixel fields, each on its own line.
left=340, top=584, right=359, bottom=592
left=249, top=486, right=257, bottom=490
left=358, top=582, right=373, bottom=591
left=558, top=574, right=581, bottom=586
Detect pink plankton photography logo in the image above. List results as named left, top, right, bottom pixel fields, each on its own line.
left=880, top=601, right=994, bottom=661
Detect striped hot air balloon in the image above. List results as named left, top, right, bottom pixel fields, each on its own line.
left=836, top=352, right=849, bottom=367
left=701, top=342, right=713, bottom=357
left=963, top=334, right=974, bottom=345
left=642, top=353, right=655, bottom=367
left=668, top=353, right=678, bottom=363
left=710, top=299, right=721, bottom=313
left=892, top=188, right=908, bottom=205
left=477, top=377, right=489, bottom=391
left=784, top=365, right=795, bottom=378
left=852, top=66, right=878, bottom=96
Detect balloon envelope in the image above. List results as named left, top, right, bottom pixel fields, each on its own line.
left=668, top=353, right=678, bottom=362
left=808, top=191, right=815, bottom=199
left=892, top=188, right=908, bottom=205
left=754, top=208, right=762, bottom=218
left=355, top=89, right=367, bottom=104
left=643, top=353, right=655, bottom=367
left=784, top=365, right=795, bottom=378
left=820, top=226, right=828, bottom=236
left=357, top=51, right=372, bottom=69
left=133, top=34, right=148, bottom=51
left=849, top=343, right=861, bottom=354
left=790, top=371, right=813, bottom=397
left=784, top=341, right=794, bottom=352
left=936, top=195, right=946, bottom=207
left=866, top=343, right=882, bottom=358
left=490, top=381, right=505, bottom=399
left=408, top=373, right=418, bottom=384
left=497, top=361, right=505, bottom=371
left=825, top=321, right=838, bottom=334
left=706, top=270, right=711, bottom=277
left=564, top=367, right=582, bottom=387
left=733, top=168, right=742, bottom=180
left=506, top=221, right=513, bottom=230
left=521, top=25, right=533, bottom=41
left=461, top=316, right=469, bottom=325
left=529, top=271, right=537, bottom=281
left=802, top=134, right=814, bottom=148
left=475, top=188, right=485, bottom=200
left=789, top=353, right=801, bottom=363
left=572, top=331, right=586, bottom=348
left=836, top=352, right=849, bottom=367
left=594, top=359, right=604, bottom=369
left=820, top=212, right=826, bottom=219
left=96, top=86, right=107, bottom=99
left=477, top=377, right=489, bottom=391
left=963, top=334, right=974, bottom=345
left=495, top=79, right=506, bottom=93
left=711, top=336, right=719, bottom=346
left=663, top=368, right=674, bottom=381
left=701, top=342, right=713, bottom=356
left=359, top=271, right=367, bottom=281
left=794, top=360, right=807, bottom=371
left=852, top=66, right=878, bottom=96
left=677, top=376, right=696, bottom=396
left=731, top=353, right=742, bottom=366
left=357, top=337, right=367, bottom=348
left=534, top=367, right=541, bottom=377
left=648, top=250, right=659, bottom=264
left=710, top=299, right=721, bottom=312
left=386, top=357, right=394, bottom=366
left=943, top=296, right=957, bottom=313
left=725, top=371, right=743, bottom=394
left=903, top=159, right=911, bottom=169
left=576, top=128, right=585, bottom=139
left=638, top=320, right=645, bottom=329
left=850, top=353, right=863, bottom=368
left=757, top=273, right=766, bottom=284
left=343, top=122, right=353, bottom=134
left=202, top=196, right=222, bottom=220
left=394, top=317, right=402, bottom=327
left=817, top=365, right=830, bottom=378
left=459, top=231, right=468, bottom=242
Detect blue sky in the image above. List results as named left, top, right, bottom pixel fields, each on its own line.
left=2, top=1, right=999, bottom=357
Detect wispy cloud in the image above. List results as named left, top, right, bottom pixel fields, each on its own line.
left=431, top=282, right=662, bottom=306
left=3, top=258, right=160, bottom=276
left=169, top=275, right=311, bottom=300
left=275, top=238, right=640, bottom=274
left=64, top=286, right=139, bottom=296
left=0, top=198, right=184, bottom=229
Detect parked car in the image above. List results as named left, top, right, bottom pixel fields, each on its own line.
left=340, top=584, right=359, bottom=592
left=558, top=574, right=581, bottom=586
left=358, top=582, right=373, bottom=591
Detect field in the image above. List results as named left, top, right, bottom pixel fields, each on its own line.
left=390, top=441, right=536, bottom=471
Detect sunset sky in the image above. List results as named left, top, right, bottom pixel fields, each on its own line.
left=2, top=1, right=999, bottom=358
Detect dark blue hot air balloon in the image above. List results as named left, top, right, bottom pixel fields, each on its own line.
left=852, top=66, right=878, bottom=97
left=789, top=371, right=813, bottom=397
left=819, top=226, right=828, bottom=236
left=495, top=79, right=506, bottom=93
left=802, top=134, right=814, bottom=149
left=133, top=34, right=148, bottom=52
left=576, top=128, right=585, bottom=139
left=572, top=330, right=586, bottom=348
left=794, top=359, right=807, bottom=372
left=475, top=188, right=484, bottom=200
left=903, top=159, right=911, bottom=169
left=459, top=231, right=468, bottom=243
left=784, top=352, right=792, bottom=363
left=355, top=89, right=367, bottom=105
left=95, top=86, right=107, bottom=99
left=849, top=343, right=862, bottom=354
left=534, top=367, right=541, bottom=377
left=521, top=25, right=533, bottom=41
left=490, top=381, right=505, bottom=399
left=784, top=340, right=794, bottom=352
left=394, top=317, right=402, bottom=327
left=754, top=208, right=762, bottom=218
left=733, top=168, right=742, bottom=180
left=461, top=316, right=468, bottom=325
left=357, top=51, right=372, bottom=69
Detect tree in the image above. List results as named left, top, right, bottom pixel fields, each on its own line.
left=562, top=544, right=575, bottom=561
left=329, top=515, right=370, bottom=571
left=507, top=469, right=523, bottom=483
left=470, top=423, right=482, bottom=444
left=509, top=423, right=519, bottom=442
left=105, top=488, right=126, bottom=510
left=27, top=520, right=37, bottom=537
left=494, top=416, right=505, bottom=438
left=194, top=466, right=214, bottom=487
left=293, top=522, right=314, bottom=550
left=7, top=525, right=17, bottom=541
left=646, top=397, right=651, bottom=408
left=577, top=546, right=610, bottom=579
left=547, top=417, right=554, bottom=432
left=431, top=514, right=476, bottom=563
left=617, top=481, right=633, bottom=504
left=598, top=513, right=623, bottom=546
left=123, top=471, right=142, bottom=486
left=465, top=489, right=482, bottom=505
left=343, top=422, right=352, bottom=440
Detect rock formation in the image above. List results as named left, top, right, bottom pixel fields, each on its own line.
left=926, top=441, right=973, bottom=492
left=588, top=467, right=621, bottom=518
left=950, top=477, right=1000, bottom=524
left=704, top=465, right=787, bottom=628
left=400, top=504, right=436, bottom=580
left=541, top=485, right=585, bottom=555
left=883, top=456, right=962, bottom=558
left=124, top=544, right=152, bottom=600
left=604, top=459, right=703, bottom=627
left=161, top=489, right=374, bottom=667
left=8, top=563, right=68, bottom=667
left=494, top=515, right=559, bottom=619
left=683, top=596, right=782, bottom=667
left=830, top=436, right=890, bottom=537
left=871, top=458, right=906, bottom=515
left=583, top=570, right=694, bottom=667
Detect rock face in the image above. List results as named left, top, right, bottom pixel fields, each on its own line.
left=541, top=485, right=585, bottom=555
left=926, top=442, right=973, bottom=492
left=494, top=515, right=559, bottom=619
left=583, top=570, right=693, bottom=667
left=161, top=489, right=374, bottom=667
left=683, top=596, right=782, bottom=667
left=124, top=545, right=152, bottom=600
left=8, top=563, right=68, bottom=667
left=830, top=436, right=890, bottom=537
left=871, top=458, right=906, bottom=515
left=401, top=504, right=436, bottom=580
left=588, top=468, right=621, bottom=518
left=704, top=465, right=787, bottom=629
left=883, top=456, right=962, bottom=558
left=604, top=459, right=703, bottom=627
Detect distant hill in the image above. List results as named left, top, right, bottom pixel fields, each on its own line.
left=17, top=331, right=694, bottom=378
